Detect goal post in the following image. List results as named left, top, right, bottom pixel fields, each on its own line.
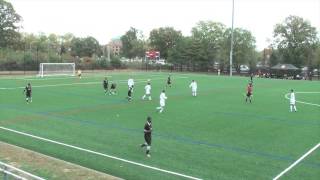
left=38, top=63, right=76, bottom=77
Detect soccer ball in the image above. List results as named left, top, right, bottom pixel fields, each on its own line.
left=147, top=79, right=151, bottom=82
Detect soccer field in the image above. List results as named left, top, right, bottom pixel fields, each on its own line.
left=0, top=71, right=319, bottom=180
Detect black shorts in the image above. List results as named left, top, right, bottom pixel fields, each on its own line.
left=247, top=92, right=252, bottom=97
left=144, top=134, right=151, bottom=145
left=104, top=86, right=108, bottom=90
left=167, top=81, right=171, bottom=85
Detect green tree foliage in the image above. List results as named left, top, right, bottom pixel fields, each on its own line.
left=273, top=15, right=319, bottom=68
left=0, top=0, right=21, bottom=48
left=223, top=28, right=256, bottom=72
left=191, top=21, right=226, bottom=64
left=120, top=27, right=145, bottom=59
left=149, top=27, right=182, bottom=59
left=70, top=36, right=101, bottom=57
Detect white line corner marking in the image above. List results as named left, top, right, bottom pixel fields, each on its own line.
left=273, top=143, right=320, bottom=180
left=0, top=126, right=202, bottom=180
left=284, top=92, right=320, bottom=107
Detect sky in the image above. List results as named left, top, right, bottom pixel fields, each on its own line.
left=8, top=0, right=320, bottom=50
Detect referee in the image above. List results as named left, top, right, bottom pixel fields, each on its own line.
left=141, top=116, right=152, bottom=157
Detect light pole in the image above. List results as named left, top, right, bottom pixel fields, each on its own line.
left=229, top=0, right=235, bottom=76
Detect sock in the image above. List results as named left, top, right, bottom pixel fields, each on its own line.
left=294, top=106, right=297, bottom=112
left=159, top=107, right=164, bottom=113
left=142, top=95, right=145, bottom=99
left=149, top=96, right=152, bottom=100
left=146, top=146, right=151, bottom=155
left=290, top=105, right=293, bottom=112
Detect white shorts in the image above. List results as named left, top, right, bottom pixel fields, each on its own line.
left=160, top=101, right=165, bottom=107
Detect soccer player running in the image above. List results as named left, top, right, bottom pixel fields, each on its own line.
left=189, top=80, right=198, bottom=97
left=77, top=69, right=82, bottom=79
left=142, top=82, right=152, bottom=100
left=128, top=78, right=134, bottom=91
left=103, top=77, right=109, bottom=95
left=23, top=83, right=32, bottom=103
left=250, top=73, right=254, bottom=83
left=141, top=116, right=152, bottom=157
left=156, top=90, right=167, bottom=113
left=245, top=82, right=253, bottom=103
left=127, top=86, right=133, bottom=102
left=289, top=89, right=297, bottom=112
left=109, top=82, right=117, bottom=95
left=166, top=75, right=172, bottom=88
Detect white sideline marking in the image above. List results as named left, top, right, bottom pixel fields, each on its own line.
left=0, top=76, right=188, bottom=90
left=284, top=92, right=320, bottom=107
left=273, top=143, right=320, bottom=180
left=0, top=161, right=45, bottom=180
left=0, top=126, right=202, bottom=180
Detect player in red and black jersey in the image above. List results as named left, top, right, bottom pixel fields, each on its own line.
left=23, top=83, right=32, bottom=103
left=245, top=83, right=253, bottom=103
left=141, top=116, right=152, bottom=157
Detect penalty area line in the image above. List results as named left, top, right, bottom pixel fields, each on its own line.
left=284, top=92, right=320, bottom=107
left=273, top=142, right=320, bottom=180
left=0, top=126, right=202, bottom=180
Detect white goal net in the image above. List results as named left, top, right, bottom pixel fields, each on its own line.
left=38, top=63, right=76, bottom=77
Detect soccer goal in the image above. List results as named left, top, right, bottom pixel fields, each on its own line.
left=38, top=63, right=76, bottom=77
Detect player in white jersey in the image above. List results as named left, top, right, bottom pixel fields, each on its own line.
left=189, top=80, right=197, bottom=97
left=289, top=89, right=297, bottom=112
left=128, top=78, right=134, bottom=91
left=156, top=90, right=167, bottom=113
left=142, top=82, right=152, bottom=100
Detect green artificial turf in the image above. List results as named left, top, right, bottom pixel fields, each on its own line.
left=0, top=71, right=319, bottom=180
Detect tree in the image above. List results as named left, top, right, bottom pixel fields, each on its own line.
left=149, top=27, right=182, bottom=59
left=191, top=21, right=226, bottom=65
left=223, top=28, right=256, bottom=72
left=120, top=27, right=145, bottom=59
left=0, top=0, right=21, bottom=48
left=273, top=15, right=319, bottom=68
left=70, top=36, right=101, bottom=57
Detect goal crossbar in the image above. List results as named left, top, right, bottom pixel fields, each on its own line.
left=38, top=63, right=75, bottom=77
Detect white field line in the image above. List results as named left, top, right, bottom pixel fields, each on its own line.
left=0, top=161, right=45, bottom=180
left=20, top=76, right=113, bottom=81
left=0, top=126, right=202, bottom=180
left=284, top=92, right=320, bottom=107
left=0, top=76, right=188, bottom=90
left=273, top=143, right=320, bottom=180
left=0, top=73, right=170, bottom=81
left=0, top=168, right=28, bottom=180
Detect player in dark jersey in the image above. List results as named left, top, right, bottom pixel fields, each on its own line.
left=166, top=75, right=172, bottom=88
left=103, top=77, right=109, bottom=95
left=141, top=116, right=152, bottom=157
left=23, top=83, right=32, bottom=103
left=250, top=73, right=254, bottom=83
left=245, top=83, right=253, bottom=103
left=109, top=82, right=117, bottom=95
left=126, top=86, right=133, bottom=101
